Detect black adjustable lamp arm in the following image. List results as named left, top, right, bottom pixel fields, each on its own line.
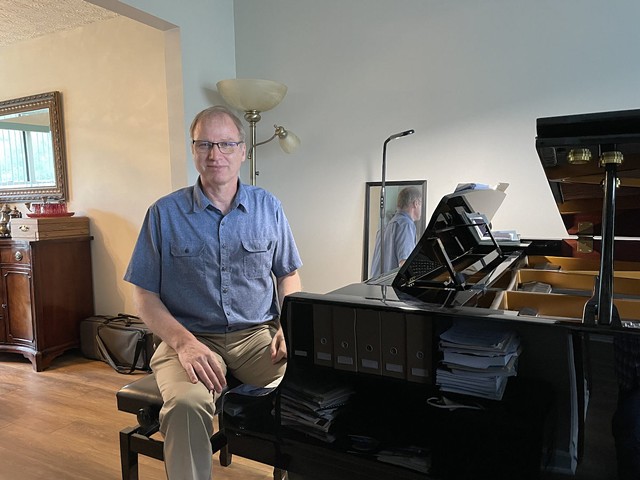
left=379, top=129, right=415, bottom=274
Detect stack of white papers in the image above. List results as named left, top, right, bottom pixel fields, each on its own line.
left=436, top=319, right=521, bottom=401
left=492, top=230, right=521, bottom=243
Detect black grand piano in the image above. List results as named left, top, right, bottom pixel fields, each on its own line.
left=224, top=110, right=640, bottom=480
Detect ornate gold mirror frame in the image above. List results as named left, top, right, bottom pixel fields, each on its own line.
left=0, top=91, right=68, bottom=201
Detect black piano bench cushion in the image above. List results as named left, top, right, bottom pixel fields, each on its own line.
left=117, top=372, right=232, bottom=417
left=117, top=373, right=162, bottom=415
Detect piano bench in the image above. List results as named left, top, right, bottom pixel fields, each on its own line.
left=117, top=372, right=236, bottom=479
left=117, top=373, right=289, bottom=480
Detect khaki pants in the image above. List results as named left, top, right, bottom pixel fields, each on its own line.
left=150, top=322, right=287, bottom=480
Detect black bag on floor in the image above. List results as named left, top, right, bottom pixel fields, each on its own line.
left=80, top=314, right=153, bottom=374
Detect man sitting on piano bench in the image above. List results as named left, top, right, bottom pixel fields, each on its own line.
left=124, top=105, right=303, bottom=480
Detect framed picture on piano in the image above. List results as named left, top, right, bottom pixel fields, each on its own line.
left=362, top=179, right=427, bottom=281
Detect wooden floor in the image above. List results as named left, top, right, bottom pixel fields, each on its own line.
left=0, top=350, right=274, bottom=480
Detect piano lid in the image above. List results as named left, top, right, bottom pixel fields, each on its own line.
left=536, top=108, right=640, bottom=238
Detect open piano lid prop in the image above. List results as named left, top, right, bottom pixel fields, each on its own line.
left=536, top=108, right=640, bottom=327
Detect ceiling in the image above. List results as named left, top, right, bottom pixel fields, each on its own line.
left=0, top=0, right=119, bottom=47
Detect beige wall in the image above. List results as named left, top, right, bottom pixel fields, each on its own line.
left=0, top=16, right=176, bottom=314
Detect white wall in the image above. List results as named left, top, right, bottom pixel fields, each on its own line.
left=232, top=0, right=640, bottom=294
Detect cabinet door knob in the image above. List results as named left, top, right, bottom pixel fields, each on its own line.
left=19, top=225, right=29, bottom=232
left=14, top=251, right=23, bottom=261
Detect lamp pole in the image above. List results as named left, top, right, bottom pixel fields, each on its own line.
left=379, top=129, right=415, bottom=275
left=244, top=110, right=262, bottom=186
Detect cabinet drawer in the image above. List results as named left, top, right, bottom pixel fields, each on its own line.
left=0, top=246, right=31, bottom=265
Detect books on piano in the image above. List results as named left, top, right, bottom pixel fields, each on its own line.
left=436, top=319, right=521, bottom=401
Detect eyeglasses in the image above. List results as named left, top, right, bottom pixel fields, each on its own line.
left=192, top=140, right=244, bottom=155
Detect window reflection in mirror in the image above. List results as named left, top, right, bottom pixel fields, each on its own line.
left=0, top=108, right=56, bottom=188
left=0, top=91, right=67, bottom=201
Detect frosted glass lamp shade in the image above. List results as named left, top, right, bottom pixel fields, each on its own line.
left=279, top=129, right=301, bottom=153
left=217, top=79, right=287, bottom=112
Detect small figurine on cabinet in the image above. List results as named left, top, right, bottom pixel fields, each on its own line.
left=0, top=204, right=12, bottom=237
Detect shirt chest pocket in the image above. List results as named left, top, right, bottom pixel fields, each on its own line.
left=242, top=239, right=272, bottom=279
left=170, top=242, right=206, bottom=278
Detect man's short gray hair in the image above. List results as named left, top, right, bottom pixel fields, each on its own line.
left=397, top=186, right=422, bottom=209
left=189, top=105, right=246, bottom=142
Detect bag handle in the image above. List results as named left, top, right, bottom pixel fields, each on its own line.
left=96, top=328, right=147, bottom=375
left=91, top=313, right=141, bottom=328
left=101, top=313, right=141, bottom=328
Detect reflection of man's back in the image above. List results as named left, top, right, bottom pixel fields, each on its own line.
left=370, top=187, right=422, bottom=278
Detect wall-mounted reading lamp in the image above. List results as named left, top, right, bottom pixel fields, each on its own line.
left=216, top=78, right=300, bottom=185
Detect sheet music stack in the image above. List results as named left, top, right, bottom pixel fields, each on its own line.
left=280, top=375, right=355, bottom=443
left=436, top=319, right=521, bottom=401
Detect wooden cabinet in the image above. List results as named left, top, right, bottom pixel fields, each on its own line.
left=0, top=237, right=94, bottom=371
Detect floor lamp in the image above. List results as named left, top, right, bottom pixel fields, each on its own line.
left=217, top=78, right=300, bottom=185
left=379, top=129, right=415, bottom=274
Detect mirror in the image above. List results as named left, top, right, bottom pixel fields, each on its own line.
left=0, top=91, right=68, bottom=201
left=362, top=180, right=427, bottom=280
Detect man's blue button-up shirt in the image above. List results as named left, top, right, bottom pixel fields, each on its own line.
left=370, top=210, right=417, bottom=277
left=124, top=181, right=302, bottom=333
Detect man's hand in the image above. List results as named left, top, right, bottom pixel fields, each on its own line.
left=176, top=338, right=227, bottom=393
left=270, top=326, right=288, bottom=363
left=133, top=286, right=228, bottom=393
